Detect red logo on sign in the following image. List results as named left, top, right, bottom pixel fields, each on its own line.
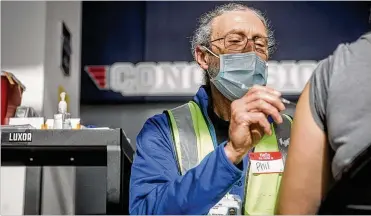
left=84, top=66, right=109, bottom=90
left=249, top=152, right=282, bottom=161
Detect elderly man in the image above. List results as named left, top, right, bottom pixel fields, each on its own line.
left=130, top=3, right=293, bottom=215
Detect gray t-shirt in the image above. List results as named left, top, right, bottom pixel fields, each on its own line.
left=309, top=31, right=371, bottom=180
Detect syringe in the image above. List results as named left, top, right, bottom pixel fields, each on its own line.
left=281, top=98, right=296, bottom=105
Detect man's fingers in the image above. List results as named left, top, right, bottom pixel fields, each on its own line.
left=246, top=100, right=283, bottom=124
left=247, top=85, right=282, bottom=97
left=239, top=112, right=272, bottom=135
left=243, top=91, right=286, bottom=111
left=250, top=124, right=265, bottom=146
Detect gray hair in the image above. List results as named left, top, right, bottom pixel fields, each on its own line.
left=190, top=3, right=276, bottom=59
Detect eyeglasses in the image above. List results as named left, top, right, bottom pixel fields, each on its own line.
left=210, top=33, right=270, bottom=54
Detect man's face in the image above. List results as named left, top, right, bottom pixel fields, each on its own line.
left=207, top=9, right=269, bottom=78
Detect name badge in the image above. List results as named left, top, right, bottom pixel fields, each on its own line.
left=209, top=194, right=241, bottom=215
left=249, top=152, right=284, bottom=174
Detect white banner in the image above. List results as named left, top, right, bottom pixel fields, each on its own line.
left=85, top=60, right=318, bottom=96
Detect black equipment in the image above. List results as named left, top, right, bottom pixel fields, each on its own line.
left=318, top=142, right=371, bottom=215
left=1, top=128, right=134, bottom=215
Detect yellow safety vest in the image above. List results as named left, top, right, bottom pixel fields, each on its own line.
left=166, top=101, right=292, bottom=215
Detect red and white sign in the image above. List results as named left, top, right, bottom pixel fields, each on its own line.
left=249, top=152, right=284, bottom=174
left=85, top=61, right=318, bottom=96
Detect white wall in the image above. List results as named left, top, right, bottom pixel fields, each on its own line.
left=80, top=103, right=183, bottom=150
left=43, top=1, right=82, bottom=118
left=1, top=1, right=81, bottom=118
left=1, top=1, right=46, bottom=113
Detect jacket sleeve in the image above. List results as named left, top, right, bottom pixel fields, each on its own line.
left=129, top=114, right=243, bottom=215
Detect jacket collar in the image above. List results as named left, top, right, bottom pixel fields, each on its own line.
left=192, top=85, right=211, bottom=115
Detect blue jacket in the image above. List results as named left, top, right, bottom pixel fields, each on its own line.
left=129, top=86, right=249, bottom=215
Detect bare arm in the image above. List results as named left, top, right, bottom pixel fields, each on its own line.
left=277, top=83, right=332, bottom=214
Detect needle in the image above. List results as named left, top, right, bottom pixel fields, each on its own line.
left=281, top=98, right=296, bottom=106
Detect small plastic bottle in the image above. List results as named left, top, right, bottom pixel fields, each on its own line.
left=57, top=92, right=71, bottom=129
left=58, top=92, right=67, bottom=115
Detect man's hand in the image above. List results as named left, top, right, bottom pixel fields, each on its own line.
left=225, top=85, right=286, bottom=164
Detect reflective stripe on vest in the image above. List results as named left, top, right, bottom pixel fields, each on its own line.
left=167, top=101, right=214, bottom=175
left=166, top=101, right=292, bottom=215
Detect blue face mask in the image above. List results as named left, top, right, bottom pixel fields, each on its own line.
left=203, top=47, right=268, bottom=101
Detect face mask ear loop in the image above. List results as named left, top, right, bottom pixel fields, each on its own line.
left=202, top=46, right=220, bottom=59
